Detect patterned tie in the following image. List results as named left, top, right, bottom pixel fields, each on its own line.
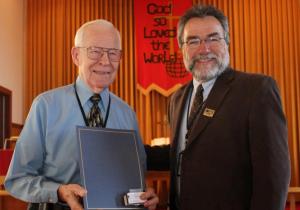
left=87, top=94, right=104, bottom=127
left=187, top=85, right=204, bottom=129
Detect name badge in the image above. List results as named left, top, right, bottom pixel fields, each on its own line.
left=203, top=108, right=215, bottom=118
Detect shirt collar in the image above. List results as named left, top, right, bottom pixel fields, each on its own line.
left=192, top=77, right=217, bottom=100
left=75, top=76, right=109, bottom=111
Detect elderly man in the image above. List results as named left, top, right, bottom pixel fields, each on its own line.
left=5, top=19, right=158, bottom=210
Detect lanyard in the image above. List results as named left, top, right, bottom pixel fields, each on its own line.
left=74, top=82, right=111, bottom=128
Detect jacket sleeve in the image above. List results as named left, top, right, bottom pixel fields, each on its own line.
left=249, top=77, right=290, bottom=210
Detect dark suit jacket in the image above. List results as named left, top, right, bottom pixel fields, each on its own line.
left=168, top=68, right=290, bottom=210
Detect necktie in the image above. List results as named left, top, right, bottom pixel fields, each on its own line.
left=87, top=94, right=104, bottom=127
left=187, top=85, right=204, bottom=129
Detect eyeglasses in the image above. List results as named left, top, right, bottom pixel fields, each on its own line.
left=183, top=36, right=225, bottom=49
left=78, top=46, right=122, bottom=62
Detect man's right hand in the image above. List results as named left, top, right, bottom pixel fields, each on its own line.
left=57, top=184, right=87, bottom=210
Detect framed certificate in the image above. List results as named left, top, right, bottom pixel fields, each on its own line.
left=77, top=126, right=145, bottom=210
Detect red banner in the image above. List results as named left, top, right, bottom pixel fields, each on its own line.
left=134, top=0, right=192, bottom=96
left=0, top=149, right=13, bottom=175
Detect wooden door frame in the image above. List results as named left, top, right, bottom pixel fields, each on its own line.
left=0, top=86, right=12, bottom=148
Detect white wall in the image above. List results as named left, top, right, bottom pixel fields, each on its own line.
left=0, top=0, right=25, bottom=124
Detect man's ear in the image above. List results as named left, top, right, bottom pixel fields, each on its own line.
left=71, top=47, right=80, bottom=66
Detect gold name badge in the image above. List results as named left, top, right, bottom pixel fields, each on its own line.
left=203, top=108, right=215, bottom=118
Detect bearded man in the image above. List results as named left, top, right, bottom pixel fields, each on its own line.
left=168, top=4, right=290, bottom=210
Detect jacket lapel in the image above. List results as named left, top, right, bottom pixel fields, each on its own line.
left=185, top=69, right=235, bottom=148
left=170, top=82, right=192, bottom=160
left=172, top=82, right=193, bottom=139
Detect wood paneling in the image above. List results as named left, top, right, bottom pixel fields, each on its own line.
left=11, top=123, right=23, bottom=136
left=0, top=193, right=27, bottom=210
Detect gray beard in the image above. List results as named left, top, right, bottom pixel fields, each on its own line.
left=188, top=52, right=230, bottom=82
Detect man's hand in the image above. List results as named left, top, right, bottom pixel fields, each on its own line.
left=57, top=184, right=87, bottom=210
left=140, top=187, right=159, bottom=210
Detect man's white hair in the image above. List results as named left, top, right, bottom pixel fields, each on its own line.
left=74, top=19, right=121, bottom=47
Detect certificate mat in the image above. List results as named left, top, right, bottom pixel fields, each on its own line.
left=77, top=126, right=145, bottom=210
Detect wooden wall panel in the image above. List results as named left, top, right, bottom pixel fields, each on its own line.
left=11, top=123, right=23, bottom=136
left=25, top=0, right=300, bottom=187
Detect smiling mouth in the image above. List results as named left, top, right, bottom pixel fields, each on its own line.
left=193, top=58, right=216, bottom=66
left=193, top=54, right=217, bottom=63
left=92, top=70, right=111, bottom=75
left=197, top=58, right=215, bottom=63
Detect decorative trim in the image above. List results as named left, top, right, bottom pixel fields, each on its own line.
left=137, top=83, right=183, bottom=97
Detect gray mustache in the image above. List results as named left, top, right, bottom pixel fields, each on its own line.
left=193, top=53, right=217, bottom=60
left=189, top=53, right=217, bottom=70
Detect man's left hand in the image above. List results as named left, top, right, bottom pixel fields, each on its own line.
left=140, top=188, right=159, bottom=210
